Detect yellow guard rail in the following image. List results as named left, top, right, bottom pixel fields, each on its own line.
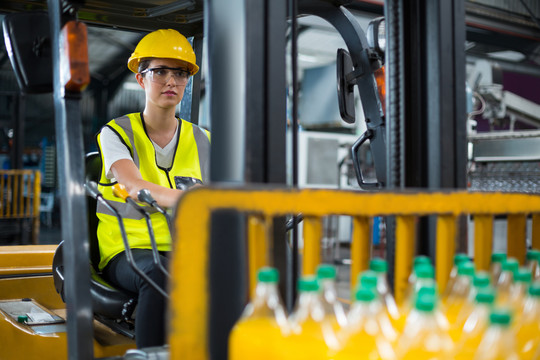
left=168, top=187, right=540, bottom=359
left=0, top=170, right=41, bottom=244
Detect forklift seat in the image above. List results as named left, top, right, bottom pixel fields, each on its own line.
left=52, top=152, right=136, bottom=337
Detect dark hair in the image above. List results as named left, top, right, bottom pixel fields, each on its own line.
left=138, top=59, right=152, bottom=74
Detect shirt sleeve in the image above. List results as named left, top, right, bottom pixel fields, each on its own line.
left=100, top=126, right=133, bottom=180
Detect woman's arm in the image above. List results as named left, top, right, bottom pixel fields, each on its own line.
left=111, top=159, right=183, bottom=208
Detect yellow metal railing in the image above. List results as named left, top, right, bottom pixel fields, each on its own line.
left=0, top=170, right=41, bottom=244
left=168, top=187, right=540, bottom=359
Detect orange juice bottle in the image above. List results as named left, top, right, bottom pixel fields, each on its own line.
left=454, top=289, right=495, bottom=360
left=229, top=267, right=289, bottom=360
left=473, top=308, right=519, bottom=360
left=444, top=261, right=475, bottom=340
left=442, top=253, right=471, bottom=298
left=404, top=256, right=432, bottom=301
left=515, top=283, right=540, bottom=359
left=396, top=293, right=454, bottom=360
left=355, top=271, right=399, bottom=344
left=369, top=257, right=400, bottom=325
left=510, top=267, right=532, bottom=315
left=334, top=286, right=396, bottom=360
left=316, top=264, right=347, bottom=329
left=496, top=257, right=519, bottom=306
left=525, top=249, right=540, bottom=281
left=490, top=252, right=507, bottom=284
left=285, top=276, right=339, bottom=360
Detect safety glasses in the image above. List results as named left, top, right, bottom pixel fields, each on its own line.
left=140, top=67, right=190, bottom=85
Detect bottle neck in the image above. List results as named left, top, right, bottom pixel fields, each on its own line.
left=292, top=291, right=324, bottom=323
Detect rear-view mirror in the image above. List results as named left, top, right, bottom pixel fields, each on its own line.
left=2, top=12, right=53, bottom=93
left=336, top=48, right=355, bottom=124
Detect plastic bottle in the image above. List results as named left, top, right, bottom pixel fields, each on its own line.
left=369, top=257, right=400, bottom=324
left=510, top=267, right=532, bottom=319
left=525, top=249, right=540, bottom=282
left=444, top=261, right=475, bottom=336
left=515, top=283, right=540, bottom=359
left=397, top=264, right=438, bottom=332
left=316, top=264, right=347, bottom=329
left=334, top=286, right=396, bottom=360
left=405, top=256, right=432, bottom=299
left=355, top=270, right=399, bottom=343
left=454, top=289, right=495, bottom=360
left=496, top=257, right=519, bottom=306
left=443, top=253, right=471, bottom=298
left=229, top=267, right=289, bottom=360
left=396, top=293, right=454, bottom=360
left=285, top=276, right=339, bottom=360
left=490, top=252, right=507, bottom=284
left=473, top=309, right=519, bottom=360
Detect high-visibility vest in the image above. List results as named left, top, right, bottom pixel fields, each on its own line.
left=95, top=112, right=210, bottom=270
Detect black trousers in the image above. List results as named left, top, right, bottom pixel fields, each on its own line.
left=102, top=249, right=170, bottom=349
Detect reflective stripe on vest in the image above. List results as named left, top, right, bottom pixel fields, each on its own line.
left=95, top=112, right=210, bottom=270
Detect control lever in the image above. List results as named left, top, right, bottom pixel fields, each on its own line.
left=85, top=181, right=169, bottom=299
left=137, top=188, right=172, bottom=234
left=112, top=184, right=170, bottom=280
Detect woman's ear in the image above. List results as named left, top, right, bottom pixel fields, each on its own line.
left=136, top=73, right=145, bottom=89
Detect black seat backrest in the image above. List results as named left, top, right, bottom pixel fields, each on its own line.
left=85, top=152, right=102, bottom=272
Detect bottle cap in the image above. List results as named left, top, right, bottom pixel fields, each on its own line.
left=17, top=315, right=28, bottom=324
left=473, top=271, right=491, bottom=287
left=417, top=285, right=437, bottom=298
left=257, top=267, right=279, bottom=283
left=457, top=262, right=475, bottom=277
left=316, top=264, right=336, bottom=280
left=526, top=249, right=540, bottom=262
left=514, top=268, right=532, bottom=283
left=355, top=286, right=376, bottom=302
left=489, top=309, right=512, bottom=326
left=491, top=252, right=506, bottom=264
left=358, top=271, right=378, bottom=288
left=415, top=294, right=435, bottom=312
left=369, top=257, right=388, bottom=273
left=454, top=253, right=470, bottom=266
left=529, top=283, right=540, bottom=297
left=298, top=276, right=319, bottom=292
left=414, top=256, right=431, bottom=267
left=475, top=289, right=495, bottom=304
left=415, top=264, right=434, bottom=279
left=502, top=258, right=519, bottom=273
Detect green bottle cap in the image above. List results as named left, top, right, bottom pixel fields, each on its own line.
left=369, top=257, right=388, bottom=273
left=417, top=285, right=437, bottom=298
left=454, top=253, right=470, bottom=266
left=491, top=253, right=507, bottom=264
left=526, top=249, right=540, bottom=261
left=355, top=286, right=376, bottom=302
left=514, top=268, right=532, bottom=283
left=415, top=264, right=434, bottom=279
left=502, top=258, right=519, bottom=273
left=489, top=309, right=512, bottom=326
left=475, top=289, right=495, bottom=304
left=298, top=276, right=319, bottom=292
left=457, top=262, right=475, bottom=277
left=257, top=267, right=279, bottom=283
left=529, top=283, right=540, bottom=297
left=473, top=271, right=491, bottom=287
left=414, top=256, right=431, bottom=267
left=17, top=315, right=28, bottom=324
left=415, top=294, right=435, bottom=312
left=358, top=271, right=378, bottom=288
left=316, top=264, right=336, bottom=280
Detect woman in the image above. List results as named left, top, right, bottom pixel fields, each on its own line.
left=95, top=29, right=210, bottom=348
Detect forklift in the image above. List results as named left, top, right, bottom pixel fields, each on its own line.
left=0, top=0, right=392, bottom=358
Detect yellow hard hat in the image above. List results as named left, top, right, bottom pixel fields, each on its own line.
left=127, top=29, right=199, bottom=75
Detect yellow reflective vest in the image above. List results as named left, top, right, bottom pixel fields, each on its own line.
left=95, top=112, right=210, bottom=270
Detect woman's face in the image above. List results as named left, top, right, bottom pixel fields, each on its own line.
left=136, top=58, right=190, bottom=110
